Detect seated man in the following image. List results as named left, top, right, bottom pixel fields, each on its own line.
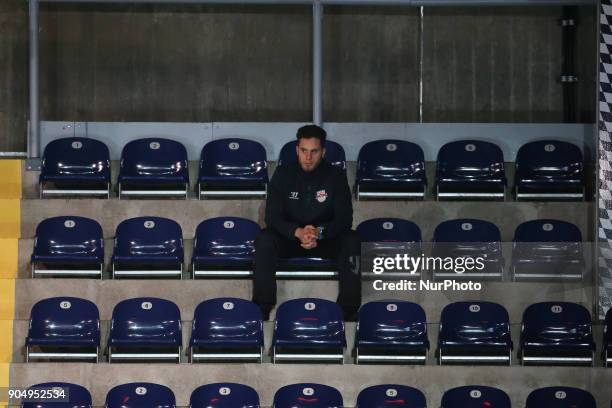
left=253, top=125, right=361, bottom=321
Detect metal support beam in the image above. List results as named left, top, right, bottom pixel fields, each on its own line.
left=29, top=0, right=40, bottom=160
left=312, top=0, right=323, bottom=125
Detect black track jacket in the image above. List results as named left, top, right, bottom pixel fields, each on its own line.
left=265, top=160, right=353, bottom=241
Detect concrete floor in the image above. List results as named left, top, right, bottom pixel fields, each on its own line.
left=10, top=161, right=610, bottom=407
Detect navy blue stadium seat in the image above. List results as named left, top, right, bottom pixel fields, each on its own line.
left=273, top=298, right=346, bottom=363
left=40, top=137, right=111, bottom=198
left=356, top=385, right=426, bottom=408
left=112, top=216, right=183, bottom=279
left=22, top=382, right=92, bottom=408
left=108, top=297, right=182, bottom=363
left=526, top=386, right=595, bottom=408
left=278, top=140, right=346, bottom=171
left=356, top=140, right=426, bottom=200
left=514, top=140, right=585, bottom=200
left=438, top=301, right=512, bottom=365
left=118, top=138, right=188, bottom=199
left=276, top=256, right=337, bottom=278
left=436, top=140, right=506, bottom=200
left=512, top=219, right=584, bottom=280
left=520, top=302, right=595, bottom=366
left=191, top=217, right=260, bottom=278
left=105, top=383, right=176, bottom=408
left=605, top=308, right=612, bottom=367
left=198, top=138, right=268, bottom=199
left=190, top=297, right=263, bottom=362
left=357, top=218, right=422, bottom=279
left=190, top=383, right=260, bottom=408
left=432, top=219, right=503, bottom=279
left=26, top=297, right=99, bottom=362
left=356, top=300, right=429, bottom=364
left=273, top=383, right=343, bottom=408
left=441, top=385, right=510, bottom=408
left=31, top=216, right=104, bottom=279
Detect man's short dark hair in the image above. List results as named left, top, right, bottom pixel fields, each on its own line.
left=296, top=124, right=326, bottom=147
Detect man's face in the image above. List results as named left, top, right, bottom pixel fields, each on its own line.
left=296, top=137, right=325, bottom=172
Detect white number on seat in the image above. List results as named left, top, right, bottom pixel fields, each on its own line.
left=386, top=304, right=398, bottom=312
left=470, top=390, right=482, bottom=399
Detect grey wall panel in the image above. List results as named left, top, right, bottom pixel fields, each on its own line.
left=423, top=6, right=573, bottom=123
left=38, top=3, right=313, bottom=122
left=0, top=0, right=28, bottom=152
left=323, top=6, right=421, bottom=122
left=0, top=3, right=598, bottom=153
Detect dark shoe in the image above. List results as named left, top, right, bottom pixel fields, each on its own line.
left=259, top=305, right=272, bottom=321
left=341, top=306, right=359, bottom=322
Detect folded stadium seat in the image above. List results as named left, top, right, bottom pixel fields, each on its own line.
left=112, top=216, right=183, bottom=279
left=25, top=297, right=99, bottom=362
left=278, top=140, right=347, bottom=171
left=355, top=300, right=429, bottom=364
left=275, top=256, right=337, bottom=279
left=514, top=140, right=585, bottom=201
left=198, top=138, right=268, bottom=199
left=435, top=140, right=506, bottom=200
left=356, top=385, right=426, bottom=408
left=106, top=383, right=176, bottom=408
left=118, top=138, right=189, bottom=199
left=520, top=302, right=595, bottom=366
left=356, top=218, right=422, bottom=279
left=40, top=137, right=111, bottom=198
left=191, top=217, right=259, bottom=278
left=272, top=298, right=346, bottom=363
left=438, top=301, right=513, bottom=365
left=190, top=383, right=260, bottom=408
left=525, top=386, right=595, bottom=408
left=604, top=308, right=612, bottom=367
left=31, top=216, right=104, bottom=279
left=21, top=382, right=92, bottom=408
left=273, top=383, right=343, bottom=408
left=432, top=219, right=504, bottom=280
left=355, top=140, right=427, bottom=200
left=189, top=297, right=263, bottom=363
left=107, top=297, right=182, bottom=363
left=511, top=219, right=584, bottom=280
left=441, top=385, right=510, bottom=408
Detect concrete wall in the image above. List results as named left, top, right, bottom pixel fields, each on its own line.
left=0, top=2, right=597, bottom=152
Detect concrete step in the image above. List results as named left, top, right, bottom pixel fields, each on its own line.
left=13, top=277, right=593, bottom=325
left=9, top=362, right=612, bottom=407
left=16, top=238, right=597, bottom=279
left=19, top=199, right=592, bottom=241
left=20, top=161, right=594, bottom=240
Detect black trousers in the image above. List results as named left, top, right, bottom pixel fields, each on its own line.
left=252, top=228, right=361, bottom=313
